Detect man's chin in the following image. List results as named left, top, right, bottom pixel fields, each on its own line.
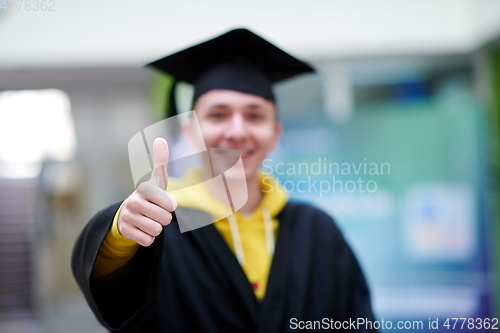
left=206, top=149, right=261, bottom=182
left=220, top=166, right=249, bottom=180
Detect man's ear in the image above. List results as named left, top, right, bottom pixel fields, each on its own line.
left=270, top=122, right=283, bottom=151
left=182, top=120, right=196, bottom=149
left=182, top=115, right=206, bottom=151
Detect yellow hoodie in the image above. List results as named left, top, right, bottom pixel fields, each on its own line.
left=92, top=170, right=287, bottom=300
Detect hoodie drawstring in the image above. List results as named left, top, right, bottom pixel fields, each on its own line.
left=262, top=207, right=275, bottom=255
left=227, top=214, right=245, bottom=264
left=227, top=208, right=275, bottom=265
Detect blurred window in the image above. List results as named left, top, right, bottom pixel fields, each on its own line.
left=0, top=89, right=76, bottom=179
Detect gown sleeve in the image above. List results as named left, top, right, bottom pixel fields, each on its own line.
left=346, top=243, right=378, bottom=332
left=71, top=202, right=165, bottom=332
left=91, top=202, right=139, bottom=280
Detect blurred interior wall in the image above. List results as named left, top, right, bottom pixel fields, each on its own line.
left=0, top=68, right=154, bottom=309
left=484, top=49, right=500, bottom=317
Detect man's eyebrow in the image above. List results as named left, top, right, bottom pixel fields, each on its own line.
left=247, top=103, right=265, bottom=109
left=207, top=103, right=265, bottom=109
left=208, top=104, right=229, bottom=109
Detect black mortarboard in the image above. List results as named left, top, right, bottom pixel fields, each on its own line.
left=146, top=28, right=315, bottom=118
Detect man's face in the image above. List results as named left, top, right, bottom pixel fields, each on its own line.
left=186, top=89, right=282, bottom=180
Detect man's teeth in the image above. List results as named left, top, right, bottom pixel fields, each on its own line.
left=219, top=149, right=250, bottom=157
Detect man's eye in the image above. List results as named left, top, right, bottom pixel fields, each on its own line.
left=248, top=113, right=263, bottom=120
left=209, top=113, right=224, bottom=119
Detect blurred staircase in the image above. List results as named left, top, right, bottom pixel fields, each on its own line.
left=0, top=178, right=38, bottom=319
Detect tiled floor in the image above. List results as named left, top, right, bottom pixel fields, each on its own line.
left=0, top=293, right=106, bottom=333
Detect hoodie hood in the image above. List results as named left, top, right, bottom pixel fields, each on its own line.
left=169, top=169, right=287, bottom=221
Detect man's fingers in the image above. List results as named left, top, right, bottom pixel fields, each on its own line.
left=136, top=182, right=177, bottom=212
left=133, top=215, right=166, bottom=236
left=142, top=203, right=174, bottom=226
left=119, top=213, right=171, bottom=246
left=129, top=229, right=156, bottom=247
left=124, top=198, right=173, bottom=227
left=150, top=137, right=169, bottom=190
left=118, top=222, right=156, bottom=247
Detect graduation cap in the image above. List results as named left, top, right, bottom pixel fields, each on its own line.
left=146, top=28, right=315, bottom=118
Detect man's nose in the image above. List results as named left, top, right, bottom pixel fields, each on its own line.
left=225, top=113, right=248, bottom=140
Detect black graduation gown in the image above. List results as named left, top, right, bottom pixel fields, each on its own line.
left=71, top=201, right=377, bottom=332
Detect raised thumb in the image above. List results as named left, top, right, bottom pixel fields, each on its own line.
left=150, top=137, right=169, bottom=190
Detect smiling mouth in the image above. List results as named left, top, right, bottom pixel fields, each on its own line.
left=212, top=148, right=253, bottom=159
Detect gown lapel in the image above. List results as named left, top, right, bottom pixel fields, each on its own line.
left=192, top=218, right=260, bottom=322
left=255, top=202, right=296, bottom=333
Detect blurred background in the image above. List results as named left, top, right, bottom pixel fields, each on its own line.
left=1, top=0, right=500, bottom=332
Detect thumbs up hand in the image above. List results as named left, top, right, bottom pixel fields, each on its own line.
left=117, top=138, right=177, bottom=247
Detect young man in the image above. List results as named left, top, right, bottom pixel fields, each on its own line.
left=72, top=29, right=377, bottom=332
